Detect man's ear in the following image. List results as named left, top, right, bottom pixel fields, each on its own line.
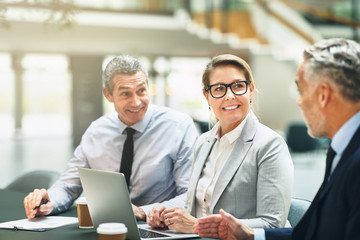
left=318, top=83, right=332, bottom=108
left=103, top=87, right=114, bottom=103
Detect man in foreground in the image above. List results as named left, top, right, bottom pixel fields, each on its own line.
left=196, top=38, right=360, bottom=240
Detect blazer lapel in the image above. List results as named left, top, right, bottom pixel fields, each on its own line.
left=209, top=112, right=258, bottom=213
left=318, top=125, right=360, bottom=201
left=186, top=137, right=216, bottom=215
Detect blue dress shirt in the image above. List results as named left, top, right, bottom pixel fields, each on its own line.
left=48, top=104, right=199, bottom=214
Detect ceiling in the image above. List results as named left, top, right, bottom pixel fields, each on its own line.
left=0, top=9, right=252, bottom=58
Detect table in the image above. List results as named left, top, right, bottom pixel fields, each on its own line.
left=0, top=189, right=207, bottom=240
left=0, top=189, right=99, bottom=240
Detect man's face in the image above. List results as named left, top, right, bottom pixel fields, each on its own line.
left=296, top=62, right=326, bottom=138
left=103, top=71, right=150, bottom=126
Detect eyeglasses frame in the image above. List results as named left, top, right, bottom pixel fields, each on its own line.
left=206, top=80, right=250, bottom=99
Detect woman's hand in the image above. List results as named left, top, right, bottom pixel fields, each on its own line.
left=161, top=207, right=198, bottom=233
left=147, top=205, right=166, bottom=228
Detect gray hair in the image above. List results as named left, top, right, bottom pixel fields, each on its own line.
left=303, top=38, right=360, bottom=101
left=103, top=55, right=149, bottom=94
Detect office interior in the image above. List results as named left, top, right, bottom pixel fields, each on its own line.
left=1, top=0, right=358, bottom=201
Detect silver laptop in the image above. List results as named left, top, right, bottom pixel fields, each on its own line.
left=78, top=168, right=199, bottom=240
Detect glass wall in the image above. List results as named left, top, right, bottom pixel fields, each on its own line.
left=21, top=54, right=71, bottom=137
left=0, top=53, right=14, bottom=139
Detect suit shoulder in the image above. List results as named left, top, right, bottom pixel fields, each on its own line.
left=255, top=122, right=287, bottom=144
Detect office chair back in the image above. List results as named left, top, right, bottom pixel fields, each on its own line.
left=286, top=122, right=319, bottom=152
left=5, top=170, right=60, bottom=193
left=288, top=198, right=311, bottom=227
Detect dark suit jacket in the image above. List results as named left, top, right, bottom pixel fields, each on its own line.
left=265, top=125, right=360, bottom=240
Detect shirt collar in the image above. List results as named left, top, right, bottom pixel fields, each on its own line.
left=331, top=110, right=360, bottom=156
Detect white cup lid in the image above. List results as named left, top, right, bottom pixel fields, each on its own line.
left=76, top=197, right=87, bottom=204
left=97, top=223, right=127, bottom=235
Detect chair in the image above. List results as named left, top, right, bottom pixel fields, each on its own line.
left=5, top=170, right=60, bottom=193
left=288, top=198, right=311, bottom=227
left=193, top=119, right=210, bottom=133
left=286, top=122, right=319, bottom=152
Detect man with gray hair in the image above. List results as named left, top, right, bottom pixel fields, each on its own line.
left=195, top=38, right=360, bottom=240
left=24, top=55, right=199, bottom=221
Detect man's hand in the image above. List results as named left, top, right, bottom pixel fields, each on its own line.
left=195, top=209, right=254, bottom=240
left=161, top=207, right=198, bottom=233
left=195, top=213, right=223, bottom=239
left=132, top=204, right=146, bottom=221
left=24, top=188, right=53, bottom=219
left=147, top=205, right=166, bottom=228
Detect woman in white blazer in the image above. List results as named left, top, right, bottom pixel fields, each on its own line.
left=146, top=54, right=294, bottom=233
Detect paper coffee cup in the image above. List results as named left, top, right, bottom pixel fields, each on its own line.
left=76, top=197, right=93, bottom=229
left=97, top=223, right=127, bottom=240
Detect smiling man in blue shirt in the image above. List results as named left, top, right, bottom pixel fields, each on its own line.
left=24, top=55, right=199, bottom=221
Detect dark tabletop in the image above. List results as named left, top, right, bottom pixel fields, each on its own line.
left=0, top=189, right=209, bottom=240
left=0, top=189, right=98, bottom=240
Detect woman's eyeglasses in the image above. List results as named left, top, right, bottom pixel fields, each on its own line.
left=206, top=80, right=250, bottom=98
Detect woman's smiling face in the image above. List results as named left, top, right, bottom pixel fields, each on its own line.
left=204, top=65, right=253, bottom=135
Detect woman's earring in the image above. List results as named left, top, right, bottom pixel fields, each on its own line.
left=250, top=99, right=252, bottom=104
left=208, top=106, right=212, bottom=130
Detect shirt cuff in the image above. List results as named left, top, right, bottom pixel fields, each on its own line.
left=253, top=228, right=266, bottom=240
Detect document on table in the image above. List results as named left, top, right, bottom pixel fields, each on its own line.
left=0, top=216, right=78, bottom=231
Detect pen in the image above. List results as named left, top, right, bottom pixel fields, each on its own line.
left=33, top=199, right=49, bottom=211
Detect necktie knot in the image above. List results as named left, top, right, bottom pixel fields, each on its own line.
left=125, top=127, right=135, bottom=136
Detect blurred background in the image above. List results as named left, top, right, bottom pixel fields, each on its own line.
left=1, top=0, right=358, bottom=201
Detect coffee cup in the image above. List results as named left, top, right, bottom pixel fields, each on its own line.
left=76, top=197, right=93, bottom=228
left=97, top=223, right=127, bottom=240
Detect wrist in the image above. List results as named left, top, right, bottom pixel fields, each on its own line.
left=138, top=208, right=146, bottom=221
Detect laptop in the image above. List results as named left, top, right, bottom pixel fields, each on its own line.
left=78, top=168, right=199, bottom=240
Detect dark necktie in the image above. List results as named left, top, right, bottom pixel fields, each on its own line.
left=324, top=147, right=336, bottom=181
left=120, top=127, right=135, bottom=188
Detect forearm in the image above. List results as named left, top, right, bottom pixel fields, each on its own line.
left=47, top=149, right=87, bottom=214
left=48, top=182, right=82, bottom=214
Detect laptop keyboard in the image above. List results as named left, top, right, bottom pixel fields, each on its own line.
left=139, top=228, right=169, bottom=238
